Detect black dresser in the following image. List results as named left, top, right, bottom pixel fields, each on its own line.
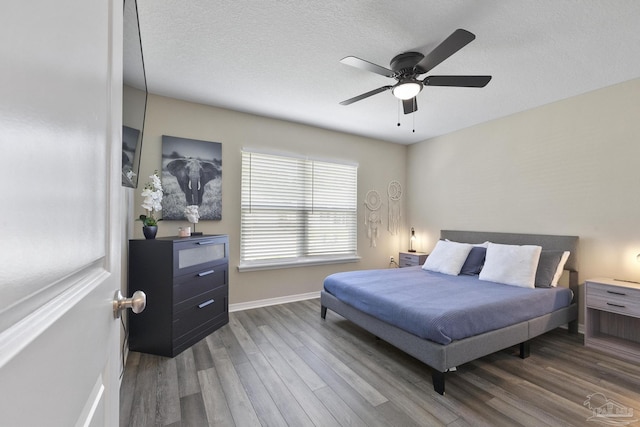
left=128, top=234, right=229, bottom=357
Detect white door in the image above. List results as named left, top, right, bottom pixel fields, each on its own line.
left=0, top=0, right=124, bottom=426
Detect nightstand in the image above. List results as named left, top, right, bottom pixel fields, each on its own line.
left=399, top=251, right=428, bottom=268
left=584, top=278, right=640, bottom=363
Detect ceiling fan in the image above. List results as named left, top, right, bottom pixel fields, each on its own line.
left=339, top=29, right=491, bottom=115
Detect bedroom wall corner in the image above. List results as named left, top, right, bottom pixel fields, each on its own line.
left=406, top=77, right=640, bottom=325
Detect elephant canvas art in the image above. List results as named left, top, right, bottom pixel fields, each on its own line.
left=161, top=135, right=222, bottom=220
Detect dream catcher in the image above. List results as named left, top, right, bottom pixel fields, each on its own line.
left=387, top=180, right=402, bottom=235
left=364, top=190, right=382, bottom=247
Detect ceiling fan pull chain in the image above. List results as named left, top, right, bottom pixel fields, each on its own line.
left=412, top=99, right=416, bottom=133
left=397, top=100, right=401, bottom=127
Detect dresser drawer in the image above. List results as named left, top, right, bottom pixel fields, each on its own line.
left=174, top=265, right=227, bottom=308
left=174, top=237, right=228, bottom=276
left=173, top=287, right=228, bottom=340
left=586, top=282, right=640, bottom=317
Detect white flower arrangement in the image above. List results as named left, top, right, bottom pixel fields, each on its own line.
left=184, top=205, right=200, bottom=224
left=138, top=171, right=163, bottom=226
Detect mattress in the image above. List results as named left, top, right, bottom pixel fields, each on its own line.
left=323, top=267, right=574, bottom=345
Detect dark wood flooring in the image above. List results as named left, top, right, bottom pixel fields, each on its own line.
left=120, top=299, right=640, bottom=426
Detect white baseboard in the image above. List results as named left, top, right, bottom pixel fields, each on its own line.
left=229, top=291, right=321, bottom=312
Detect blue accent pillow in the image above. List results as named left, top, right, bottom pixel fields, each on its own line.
left=534, top=250, right=565, bottom=287
left=460, top=246, right=487, bottom=275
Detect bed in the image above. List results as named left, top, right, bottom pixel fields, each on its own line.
left=320, top=230, right=579, bottom=395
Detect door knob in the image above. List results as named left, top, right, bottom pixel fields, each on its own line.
left=113, top=290, right=146, bottom=318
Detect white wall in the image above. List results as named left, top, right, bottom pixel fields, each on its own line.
left=134, top=94, right=408, bottom=305
left=407, top=78, right=640, bottom=321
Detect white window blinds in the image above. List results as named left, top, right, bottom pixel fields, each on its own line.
left=240, top=150, right=358, bottom=269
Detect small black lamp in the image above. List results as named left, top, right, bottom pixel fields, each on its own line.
left=409, top=227, right=416, bottom=252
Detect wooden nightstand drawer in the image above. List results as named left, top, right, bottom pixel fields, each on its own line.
left=399, top=252, right=428, bottom=268
left=586, top=281, right=640, bottom=317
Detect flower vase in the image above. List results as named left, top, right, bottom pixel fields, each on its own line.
left=143, top=225, right=158, bottom=240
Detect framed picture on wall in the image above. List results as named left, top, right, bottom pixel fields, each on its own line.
left=122, top=126, right=141, bottom=188
left=161, top=135, right=222, bottom=220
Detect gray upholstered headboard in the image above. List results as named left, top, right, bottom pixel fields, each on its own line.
left=440, top=230, right=579, bottom=272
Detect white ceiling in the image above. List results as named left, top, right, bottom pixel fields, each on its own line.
left=129, top=1, right=640, bottom=145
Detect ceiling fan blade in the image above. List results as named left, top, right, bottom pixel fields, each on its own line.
left=417, top=29, right=476, bottom=73
left=402, top=98, right=417, bottom=114
left=340, top=86, right=393, bottom=105
left=424, top=75, right=492, bottom=87
left=340, top=56, right=395, bottom=78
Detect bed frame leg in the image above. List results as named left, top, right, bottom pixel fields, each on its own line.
left=321, top=305, right=327, bottom=319
left=519, top=341, right=530, bottom=359
left=432, top=371, right=445, bottom=395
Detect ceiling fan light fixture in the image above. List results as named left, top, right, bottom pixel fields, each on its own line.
left=392, top=80, right=422, bottom=100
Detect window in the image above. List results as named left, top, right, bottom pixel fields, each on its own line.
left=239, top=150, right=358, bottom=271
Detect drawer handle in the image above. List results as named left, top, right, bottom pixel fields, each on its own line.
left=606, top=290, right=626, bottom=296
left=606, top=302, right=626, bottom=308
left=198, top=299, right=215, bottom=309
left=197, top=240, right=218, bottom=246
left=198, top=269, right=215, bottom=277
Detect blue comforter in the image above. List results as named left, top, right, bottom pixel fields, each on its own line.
left=323, top=267, right=573, bottom=345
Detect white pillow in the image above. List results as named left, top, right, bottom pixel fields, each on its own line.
left=551, top=251, right=570, bottom=286
left=479, top=243, right=542, bottom=288
left=422, top=240, right=473, bottom=275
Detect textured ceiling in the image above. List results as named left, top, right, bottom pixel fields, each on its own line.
left=127, top=1, right=640, bottom=144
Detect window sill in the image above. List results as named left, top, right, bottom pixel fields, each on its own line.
left=238, top=255, right=360, bottom=272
